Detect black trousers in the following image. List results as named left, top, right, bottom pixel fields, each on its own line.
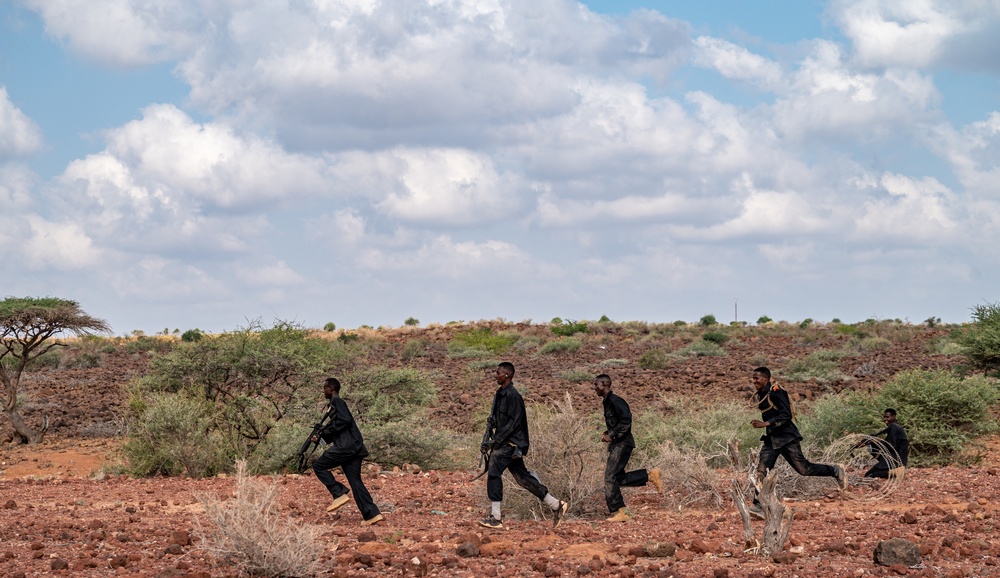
left=604, top=443, right=647, bottom=512
left=486, top=444, right=549, bottom=503
left=864, top=458, right=891, bottom=478
left=756, top=439, right=837, bottom=479
left=313, top=446, right=381, bottom=521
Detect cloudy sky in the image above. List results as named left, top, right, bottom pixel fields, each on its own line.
left=2, top=0, right=999, bottom=334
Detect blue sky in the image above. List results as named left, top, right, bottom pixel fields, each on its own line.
left=2, top=0, right=999, bottom=334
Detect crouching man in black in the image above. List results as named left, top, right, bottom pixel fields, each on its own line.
left=312, top=377, right=383, bottom=526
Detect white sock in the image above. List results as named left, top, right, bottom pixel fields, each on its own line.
left=543, top=494, right=560, bottom=510
left=491, top=501, right=502, bottom=519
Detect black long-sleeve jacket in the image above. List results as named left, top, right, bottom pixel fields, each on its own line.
left=874, top=422, right=909, bottom=466
left=756, top=382, right=803, bottom=450
left=603, top=391, right=635, bottom=448
left=487, top=383, right=530, bottom=454
left=319, top=396, right=369, bottom=457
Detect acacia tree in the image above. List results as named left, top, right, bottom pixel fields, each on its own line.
left=0, top=297, right=111, bottom=444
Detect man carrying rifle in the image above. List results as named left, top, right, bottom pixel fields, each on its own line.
left=478, top=362, right=568, bottom=530
left=311, top=377, right=383, bottom=526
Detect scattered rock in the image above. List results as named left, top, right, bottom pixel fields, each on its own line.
left=874, top=537, right=921, bottom=567
left=646, top=542, right=677, bottom=557
left=456, top=542, right=479, bottom=557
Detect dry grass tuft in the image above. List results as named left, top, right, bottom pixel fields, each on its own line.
left=197, top=461, right=322, bottom=577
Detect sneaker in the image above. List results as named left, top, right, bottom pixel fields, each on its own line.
left=552, top=500, right=569, bottom=529
left=835, top=464, right=849, bottom=491
left=360, top=513, right=383, bottom=526
left=748, top=504, right=765, bottom=520
left=648, top=468, right=663, bottom=493
left=326, top=494, right=350, bottom=512
left=478, top=515, right=503, bottom=529
left=606, top=507, right=631, bottom=522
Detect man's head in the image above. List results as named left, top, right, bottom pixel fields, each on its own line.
left=593, top=374, right=612, bottom=398
left=751, top=366, right=771, bottom=391
left=495, top=362, right=515, bottom=386
left=323, top=377, right=341, bottom=399
left=883, top=408, right=897, bottom=424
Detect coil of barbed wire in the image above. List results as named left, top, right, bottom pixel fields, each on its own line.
left=819, top=434, right=905, bottom=501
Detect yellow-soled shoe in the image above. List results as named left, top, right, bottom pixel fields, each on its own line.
left=649, top=468, right=663, bottom=493
left=360, top=513, right=384, bottom=526
left=606, top=508, right=631, bottom=522
left=326, top=494, right=350, bottom=512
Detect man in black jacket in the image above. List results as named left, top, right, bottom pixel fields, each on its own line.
left=478, top=362, right=568, bottom=529
left=750, top=367, right=846, bottom=516
left=594, top=374, right=662, bottom=522
left=861, top=408, right=909, bottom=479
left=311, top=377, right=383, bottom=526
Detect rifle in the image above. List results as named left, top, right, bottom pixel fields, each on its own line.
left=295, top=408, right=334, bottom=473
left=472, top=399, right=497, bottom=481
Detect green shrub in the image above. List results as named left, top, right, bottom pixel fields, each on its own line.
left=781, top=353, right=847, bottom=384
left=404, top=317, right=420, bottom=326
left=559, top=368, right=593, bottom=383
left=467, top=359, right=501, bottom=371
left=323, top=322, right=336, bottom=332
left=701, top=331, right=729, bottom=345
left=797, top=391, right=880, bottom=449
left=757, top=315, right=772, bottom=325
left=450, top=327, right=519, bottom=354
left=343, top=367, right=437, bottom=425
left=678, top=341, right=726, bottom=357
left=958, top=302, right=1000, bottom=373
left=673, top=320, right=687, bottom=327
left=181, top=329, right=203, bottom=342
left=538, top=337, right=583, bottom=355
left=598, top=315, right=611, bottom=323
left=633, top=399, right=759, bottom=467
left=551, top=320, right=588, bottom=337
left=857, top=336, right=892, bottom=352
left=798, top=318, right=813, bottom=329
left=120, top=392, right=227, bottom=477
left=337, top=332, right=359, bottom=343
left=401, top=338, right=431, bottom=361
left=874, top=369, right=999, bottom=465
left=363, top=418, right=456, bottom=470
left=698, top=314, right=717, bottom=327
left=637, top=349, right=674, bottom=369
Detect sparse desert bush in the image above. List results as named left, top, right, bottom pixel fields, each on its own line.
left=538, top=337, right=583, bottom=355
left=120, top=392, right=228, bottom=477
left=701, top=330, right=729, bottom=345
left=632, top=400, right=759, bottom=467
left=757, top=315, right=773, bottom=325
left=957, top=302, right=1000, bottom=374
left=551, top=320, right=588, bottom=337
left=797, top=391, right=880, bottom=449
left=857, top=336, right=892, bottom=352
left=181, top=329, right=203, bottom=342
left=780, top=353, right=847, bottom=385
left=930, top=337, right=963, bottom=355
left=363, top=418, right=457, bottom=470
left=198, top=461, right=321, bottom=578
left=467, top=359, right=501, bottom=371
left=401, top=338, right=431, bottom=361
left=323, top=322, right=336, bottom=332
left=637, top=349, right=674, bottom=369
left=404, top=317, right=420, bottom=326
left=449, top=327, right=519, bottom=355
left=344, top=367, right=437, bottom=425
left=677, top=340, right=726, bottom=357
left=699, top=314, right=717, bottom=326
left=559, top=368, right=593, bottom=383
left=600, top=358, right=628, bottom=367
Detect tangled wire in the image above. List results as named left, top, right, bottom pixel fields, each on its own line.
left=819, top=434, right=905, bottom=502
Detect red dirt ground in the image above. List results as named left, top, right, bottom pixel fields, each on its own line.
left=1, top=324, right=996, bottom=577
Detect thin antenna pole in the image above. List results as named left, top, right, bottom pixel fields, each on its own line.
left=734, top=298, right=738, bottom=324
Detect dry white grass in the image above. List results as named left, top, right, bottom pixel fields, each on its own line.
left=196, top=461, right=322, bottom=577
